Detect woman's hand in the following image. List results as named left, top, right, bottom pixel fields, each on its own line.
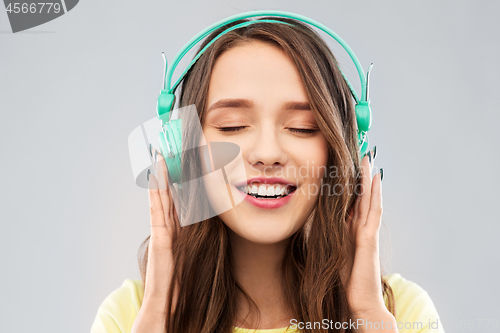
left=344, top=149, right=397, bottom=332
left=131, top=147, right=181, bottom=333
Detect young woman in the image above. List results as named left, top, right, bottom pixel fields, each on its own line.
left=91, top=15, right=444, bottom=333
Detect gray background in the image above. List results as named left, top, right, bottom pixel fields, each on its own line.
left=1, top=0, right=498, bottom=332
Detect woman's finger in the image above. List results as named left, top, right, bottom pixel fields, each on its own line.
left=354, top=152, right=373, bottom=229
left=155, top=149, right=181, bottom=231
left=366, top=170, right=383, bottom=234
left=148, top=172, right=166, bottom=231
left=150, top=150, right=178, bottom=248
left=155, top=151, right=175, bottom=227
left=158, top=150, right=181, bottom=232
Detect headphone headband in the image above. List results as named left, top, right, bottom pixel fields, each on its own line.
left=163, top=10, right=369, bottom=100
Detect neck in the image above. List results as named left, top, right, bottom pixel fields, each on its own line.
left=229, top=228, right=293, bottom=329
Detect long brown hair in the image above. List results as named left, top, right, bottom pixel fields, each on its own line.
left=138, top=17, right=395, bottom=332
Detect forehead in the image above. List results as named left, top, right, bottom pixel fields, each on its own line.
left=207, top=40, right=309, bottom=104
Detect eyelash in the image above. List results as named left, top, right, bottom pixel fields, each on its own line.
left=216, top=126, right=319, bottom=134
left=217, top=126, right=247, bottom=132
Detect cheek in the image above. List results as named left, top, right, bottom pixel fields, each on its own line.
left=300, top=137, right=329, bottom=180
left=288, top=136, right=328, bottom=212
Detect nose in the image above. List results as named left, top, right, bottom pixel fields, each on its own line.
left=246, top=127, right=288, bottom=172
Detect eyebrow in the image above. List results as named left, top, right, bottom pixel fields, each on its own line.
left=206, top=98, right=311, bottom=113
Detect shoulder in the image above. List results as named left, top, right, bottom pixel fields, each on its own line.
left=90, top=279, right=145, bottom=333
left=383, top=273, right=444, bottom=333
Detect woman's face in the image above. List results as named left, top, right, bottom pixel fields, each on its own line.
left=201, top=40, right=328, bottom=244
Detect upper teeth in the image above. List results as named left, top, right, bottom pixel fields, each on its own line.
left=239, top=184, right=292, bottom=196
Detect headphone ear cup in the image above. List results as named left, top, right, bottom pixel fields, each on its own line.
left=156, top=92, right=175, bottom=123
left=158, top=118, right=183, bottom=184
left=354, top=101, right=371, bottom=133
left=355, top=101, right=371, bottom=161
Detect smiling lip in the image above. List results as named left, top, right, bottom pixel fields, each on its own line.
left=233, top=177, right=298, bottom=209
left=234, top=177, right=297, bottom=187
left=234, top=185, right=295, bottom=209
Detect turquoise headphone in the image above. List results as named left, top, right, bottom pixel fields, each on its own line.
left=156, top=10, right=373, bottom=184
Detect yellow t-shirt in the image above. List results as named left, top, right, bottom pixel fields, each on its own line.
left=90, top=273, right=444, bottom=333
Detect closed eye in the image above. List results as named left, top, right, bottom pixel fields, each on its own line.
left=288, top=127, right=319, bottom=134
left=216, top=126, right=248, bottom=132
left=215, top=126, right=319, bottom=134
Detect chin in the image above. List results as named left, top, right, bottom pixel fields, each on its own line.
left=241, top=230, right=292, bottom=245
left=221, top=211, right=302, bottom=245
